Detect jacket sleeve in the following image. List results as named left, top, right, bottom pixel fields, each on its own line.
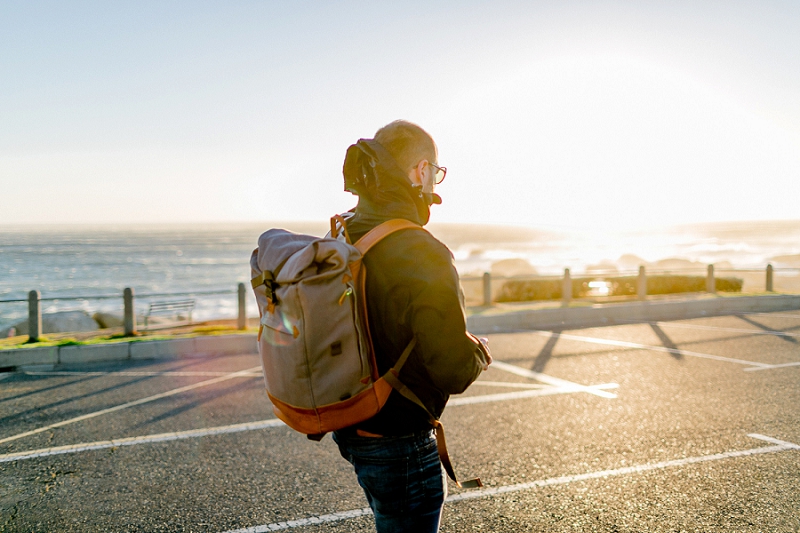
left=406, top=238, right=489, bottom=395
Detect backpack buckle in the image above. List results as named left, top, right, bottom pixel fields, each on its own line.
left=252, top=270, right=280, bottom=306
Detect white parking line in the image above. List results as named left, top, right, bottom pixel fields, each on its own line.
left=537, top=331, right=774, bottom=370
left=449, top=433, right=800, bottom=504
left=450, top=383, right=619, bottom=406
left=744, top=312, right=800, bottom=320
left=24, top=370, right=263, bottom=377
left=0, top=366, right=262, bottom=445
left=650, top=321, right=800, bottom=338
left=0, top=377, right=617, bottom=463
left=744, top=361, right=800, bottom=371
left=219, top=434, right=800, bottom=532
left=0, top=419, right=285, bottom=463
left=226, top=508, right=373, bottom=533
left=491, top=360, right=618, bottom=398
left=471, top=381, right=548, bottom=389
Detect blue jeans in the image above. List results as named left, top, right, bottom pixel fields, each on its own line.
left=333, top=430, right=447, bottom=533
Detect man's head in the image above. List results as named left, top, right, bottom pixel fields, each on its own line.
left=375, top=120, right=442, bottom=193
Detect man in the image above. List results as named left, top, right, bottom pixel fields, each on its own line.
left=333, top=120, right=492, bottom=532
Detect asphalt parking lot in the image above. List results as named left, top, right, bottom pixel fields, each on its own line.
left=1, top=311, right=799, bottom=532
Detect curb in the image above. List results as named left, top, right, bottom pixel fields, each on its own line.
left=0, top=334, right=258, bottom=370
left=467, top=294, right=800, bottom=334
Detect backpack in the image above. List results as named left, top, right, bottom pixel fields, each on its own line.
left=250, top=215, right=482, bottom=489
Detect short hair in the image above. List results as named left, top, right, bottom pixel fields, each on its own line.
left=374, top=120, right=437, bottom=173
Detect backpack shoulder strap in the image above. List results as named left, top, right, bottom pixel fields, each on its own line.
left=354, top=218, right=425, bottom=255
left=352, top=218, right=424, bottom=380
left=352, top=222, right=482, bottom=490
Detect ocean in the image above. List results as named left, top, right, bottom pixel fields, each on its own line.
left=2, top=220, right=799, bottom=330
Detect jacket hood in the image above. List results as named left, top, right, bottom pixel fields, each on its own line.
left=342, top=138, right=441, bottom=226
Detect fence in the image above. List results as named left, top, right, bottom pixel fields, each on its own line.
left=460, top=264, right=800, bottom=307
left=5, top=265, right=799, bottom=343
left=1, top=284, right=248, bottom=343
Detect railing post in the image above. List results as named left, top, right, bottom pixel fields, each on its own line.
left=482, top=272, right=492, bottom=307
left=706, top=264, right=715, bottom=294
left=562, top=268, right=572, bottom=307
left=637, top=265, right=647, bottom=301
left=237, top=282, right=247, bottom=330
left=766, top=264, right=774, bottom=292
left=27, top=290, right=42, bottom=343
left=124, top=287, right=136, bottom=336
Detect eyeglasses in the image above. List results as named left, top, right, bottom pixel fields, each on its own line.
left=429, top=162, right=447, bottom=184
left=414, top=160, right=447, bottom=185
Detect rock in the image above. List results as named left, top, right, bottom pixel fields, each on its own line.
left=491, top=258, right=538, bottom=278
left=770, top=254, right=800, bottom=267
left=652, top=258, right=706, bottom=271
left=650, top=258, right=733, bottom=271
left=618, top=254, right=647, bottom=272
left=8, top=320, right=26, bottom=336
left=586, top=260, right=619, bottom=275
left=12, top=311, right=100, bottom=335
left=93, top=312, right=124, bottom=329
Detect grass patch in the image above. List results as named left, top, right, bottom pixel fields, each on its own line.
left=496, top=275, right=744, bottom=303
left=0, top=326, right=258, bottom=351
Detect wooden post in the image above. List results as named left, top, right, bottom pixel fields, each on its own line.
left=237, top=282, right=247, bottom=330
left=124, top=287, right=136, bottom=336
left=637, top=265, right=647, bottom=301
left=706, top=264, right=715, bottom=294
left=562, top=268, right=572, bottom=307
left=27, top=290, right=42, bottom=343
left=766, top=264, right=774, bottom=292
left=482, top=272, right=492, bottom=307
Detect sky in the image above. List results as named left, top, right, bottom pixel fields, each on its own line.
left=2, top=0, right=799, bottom=231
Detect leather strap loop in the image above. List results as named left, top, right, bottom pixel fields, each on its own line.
left=330, top=215, right=352, bottom=244
left=433, top=420, right=483, bottom=489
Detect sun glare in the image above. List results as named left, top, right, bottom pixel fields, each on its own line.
left=438, top=52, right=798, bottom=231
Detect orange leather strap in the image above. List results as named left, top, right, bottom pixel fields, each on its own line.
left=350, top=217, right=482, bottom=489
left=353, top=218, right=423, bottom=255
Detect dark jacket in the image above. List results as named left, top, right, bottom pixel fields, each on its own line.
left=342, top=139, right=488, bottom=436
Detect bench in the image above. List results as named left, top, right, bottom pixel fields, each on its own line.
left=144, top=299, right=195, bottom=328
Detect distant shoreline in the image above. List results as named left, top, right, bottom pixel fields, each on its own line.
left=2, top=217, right=799, bottom=232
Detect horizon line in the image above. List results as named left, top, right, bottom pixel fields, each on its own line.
left=2, top=217, right=800, bottom=233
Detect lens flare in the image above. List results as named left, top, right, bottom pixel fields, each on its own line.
left=261, top=310, right=296, bottom=347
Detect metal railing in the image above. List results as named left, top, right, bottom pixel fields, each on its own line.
left=461, top=264, right=800, bottom=307
left=5, top=264, right=799, bottom=342
left=1, top=284, right=248, bottom=343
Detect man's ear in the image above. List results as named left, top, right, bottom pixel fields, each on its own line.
left=408, top=159, right=427, bottom=187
